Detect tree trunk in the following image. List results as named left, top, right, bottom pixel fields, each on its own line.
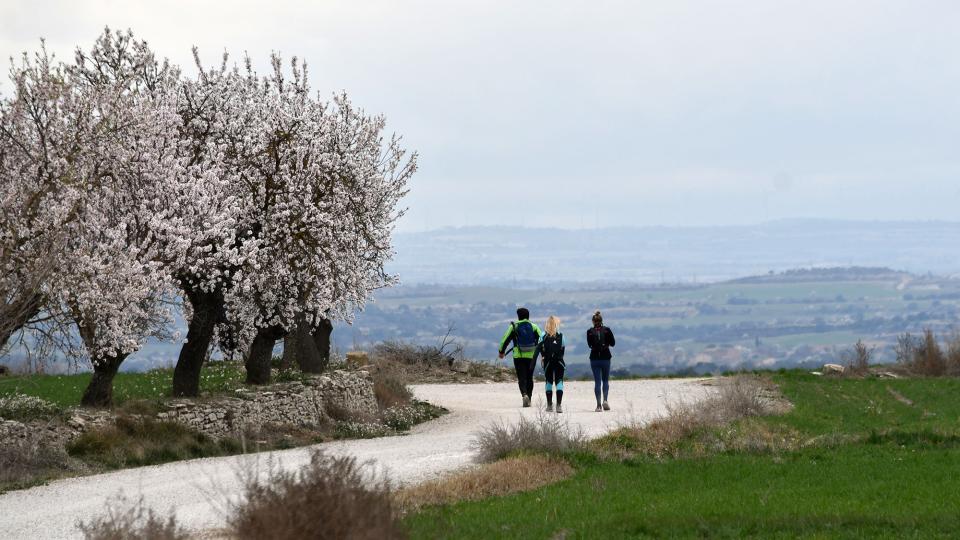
left=246, top=325, right=285, bottom=385
left=81, top=352, right=128, bottom=407
left=73, top=314, right=128, bottom=408
left=307, top=318, right=333, bottom=373
left=283, top=317, right=332, bottom=374
left=172, top=286, right=224, bottom=397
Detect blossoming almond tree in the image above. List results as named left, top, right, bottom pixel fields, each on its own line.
left=177, top=53, right=415, bottom=387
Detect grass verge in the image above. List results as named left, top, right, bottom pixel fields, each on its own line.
left=404, top=371, right=960, bottom=539
left=395, top=455, right=574, bottom=514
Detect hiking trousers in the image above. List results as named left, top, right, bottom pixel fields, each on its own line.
left=513, top=357, right=535, bottom=397
left=544, top=362, right=565, bottom=405
left=591, top=359, right=611, bottom=404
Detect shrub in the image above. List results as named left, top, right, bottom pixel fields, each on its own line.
left=842, top=340, right=871, bottom=377
left=373, top=370, right=413, bottom=410
left=78, top=497, right=188, bottom=540
left=0, top=441, right=78, bottom=492
left=67, top=416, right=239, bottom=468
left=372, top=339, right=461, bottom=369
left=898, top=330, right=949, bottom=376
left=0, top=393, right=61, bottom=421
left=473, top=410, right=586, bottom=463
left=227, top=450, right=404, bottom=540
left=382, top=401, right=445, bottom=432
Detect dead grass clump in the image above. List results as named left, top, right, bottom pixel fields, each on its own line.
left=395, top=455, right=574, bottom=513
left=473, top=411, right=586, bottom=463
left=594, top=375, right=792, bottom=459
left=227, top=450, right=404, bottom=540
left=78, top=497, right=188, bottom=540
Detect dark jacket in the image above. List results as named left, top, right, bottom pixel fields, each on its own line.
left=534, top=332, right=566, bottom=367
left=586, top=325, right=615, bottom=361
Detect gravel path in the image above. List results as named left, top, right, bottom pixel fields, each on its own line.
left=0, top=378, right=709, bottom=539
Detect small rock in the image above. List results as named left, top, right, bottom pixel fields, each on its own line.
left=346, top=351, right=369, bottom=369
left=450, top=360, right=471, bottom=374
left=68, top=416, right=87, bottom=429
left=822, top=363, right=845, bottom=376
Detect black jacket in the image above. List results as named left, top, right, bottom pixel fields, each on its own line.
left=586, top=325, right=615, bottom=361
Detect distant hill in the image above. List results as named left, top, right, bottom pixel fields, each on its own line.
left=390, top=220, right=960, bottom=285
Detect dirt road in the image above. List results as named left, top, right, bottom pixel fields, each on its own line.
left=0, top=378, right=709, bottom=539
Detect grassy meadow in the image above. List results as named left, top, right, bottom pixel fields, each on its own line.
left=404, top=372, right=960, bottom=538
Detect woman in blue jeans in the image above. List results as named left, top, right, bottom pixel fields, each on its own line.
left=586, top=311, right=616, bottom=412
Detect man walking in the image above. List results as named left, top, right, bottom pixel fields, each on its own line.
left=498, top=307, right=543, bottom=407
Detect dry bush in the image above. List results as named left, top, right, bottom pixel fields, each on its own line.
left=898, top=330, right=948, bottom=376
left=0, top=441, right=79, bottom=490
left=595, top=375, right=791, bottom=459
left=227, top=450, right=404, bottom=540
left=66, top=416, right=239, bottom=468
left=842, top=340, right=871, bottom=377
left=78, top=497, right=188, bottom=540
left=946, top=332, right=960, bottom=376
left=473, top=411, right=586, bottom=463
left=372, top=366, right=413, bottom=410
left=395, top=455, right=574, bottom=513
left=372, top=340, right=457, bottom=369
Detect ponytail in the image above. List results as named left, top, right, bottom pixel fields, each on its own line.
left=592, top=310, right=603, bottom=327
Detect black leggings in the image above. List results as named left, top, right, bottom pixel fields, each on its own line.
left=513, top=358, right=535, bottom=397
left=544, top=362, right=565, bottom=405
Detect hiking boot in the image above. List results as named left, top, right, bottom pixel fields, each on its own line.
left=595, top=405, right=602, bottom=412
left=522, top=395, right=531, bottom=408
left=556, top=404, right=563, bottom=414
left=602, top=401, right=611, bottom=411
left=545, top=403, right=553, bottom=412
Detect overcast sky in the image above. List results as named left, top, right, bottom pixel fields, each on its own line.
left=2, top=1, right=959, bottom=231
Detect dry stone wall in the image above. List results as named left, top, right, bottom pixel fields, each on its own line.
left=155, top=369, right=378, bottom=439
left=0, top=370, right=378, bottom=449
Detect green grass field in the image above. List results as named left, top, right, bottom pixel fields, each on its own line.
left=0, top=361, right=252, bottom=408
left=404, top=372, right=960, bottom=538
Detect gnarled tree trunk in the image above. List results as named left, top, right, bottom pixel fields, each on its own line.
left=245, top=325, right=285, bottom=385
left=172, top=285, right=224, bottom=397
left=308, top=318, right=333, bottom=373
left=282, top=317, right=332, bottom=374
left=74, top=313, right=129, bottom=407
left=81, top=352, right=128, bottom=407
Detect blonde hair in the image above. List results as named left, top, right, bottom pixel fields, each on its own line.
left=545, top=315, right=561, bottom=337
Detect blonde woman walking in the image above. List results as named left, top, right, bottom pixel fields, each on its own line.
left=534, top=315, right=566, bottom=413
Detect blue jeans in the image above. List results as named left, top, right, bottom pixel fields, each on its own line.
left=591, top=359, right=610, bottom=404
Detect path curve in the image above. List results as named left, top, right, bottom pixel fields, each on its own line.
left=0, top=379, right=709, bottom=539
